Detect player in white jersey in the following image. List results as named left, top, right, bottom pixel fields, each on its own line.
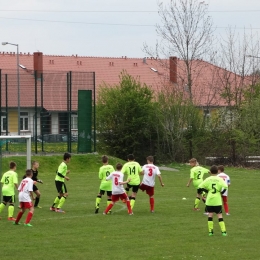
left=14, top=169, right=35, bottom=227
left=217, top=165, right=231, bottom=216
left=103, top=163, right=133, bottom=215
left=140, top=156, right=164, bottom=213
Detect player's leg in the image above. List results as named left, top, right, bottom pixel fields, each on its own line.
left=216, top=206, right=227, bottom=236
left=194, top=188, right=201, bottom=210
left=14, top=205, right=26, bottom=225
left=147, top=187, right=155, bottom=212
left=56, top=183, right=67, bottom=213
left=106, top=191, right=112, bottom=214
left=103, top=195, right=117, bottom=214
left=129, top=185, right=140, bottom=209
left=222, top=196, right=229, bottom=215
left=33, top=185, right=41, bottom=208
left=207, top=206, right=214, bottom=236
left=123, top=184, right=130, bottom=203
left=0, top=196, right=8, bottom=218
left=7, top=196, right=16, bottom=221
left=95, top=190, right=104, bottom=214
left=122, top=193, right=132, bottom=214
left=50, top=181, right=62, bottom=211
left=24, top=202, right=34, bottom=226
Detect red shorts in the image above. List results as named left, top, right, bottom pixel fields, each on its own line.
left=19, top=202, right=33, bottom=209
left=139, top=183, right=154, bottom=196
left=111, top=193, right=128, bottom=202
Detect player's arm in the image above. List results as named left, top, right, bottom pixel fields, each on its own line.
left=119, top=178, right=131, bottom=185
left=157, top=174, right=164, bottom=187
left=186, top=178, right=193, bottom=187
left=29, top=191, right=35, bottom=201
left=98, top=168, right=103, bottom=180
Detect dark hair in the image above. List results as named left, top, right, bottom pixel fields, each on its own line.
left=127, top=154, right=134, bottom=161
left=9, top=161, right=16, bottom=169
left=147, top=156, right=154, bottom=163
left=210, top=165, right=218, bottom=174
left=116, top=163, right=123, bottom=170
left=102, top=155, right=108, bottom=163
left=218, top=165, right=224, bottom=172
left=63, top=153, right=71, bottom=161
left=25, top=169, right=33, bottom=177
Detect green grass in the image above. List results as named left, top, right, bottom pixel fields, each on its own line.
left=0, top=155, right=259, bottom=260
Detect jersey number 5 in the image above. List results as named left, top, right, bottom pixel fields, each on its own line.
left=4, top=176, right=9, bottom=184
left=212, top=184, right=217, bottom=194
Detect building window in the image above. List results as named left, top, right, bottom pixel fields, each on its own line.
left=1, top=117, right=7, bottom=132
left=71, top=113, right=78, bottom=130
left=20, top=112, right=29, bottom=131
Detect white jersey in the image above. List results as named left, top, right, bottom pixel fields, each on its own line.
left=141, top=164, right=161, bottom=187
left=18, top=177, right=33, bottom=202
left=106, top=171, right=125, bottom=195
left=217, top=172, right=230, bottom=196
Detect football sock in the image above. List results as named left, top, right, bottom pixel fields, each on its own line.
left=25, top=212, right=33, bottom=224
left=57, top=196, right=66, bottom=209
left=208, top=217, right=213, bottom=233
left=8, top=205, right=14, bottom=218
left=130, top=197, right=136, bottom=209
left=15, top=211, right=24, bottom=223
left=107, top=199, right=112, bottom=212
left=0, top=202, right=5, bottom=213
left=96, top=196, right=101, bottom=208
left=150, top=197, right=154, bottom=211
left=126, top=200, right=132, bottom=214
left=52, top=196, right=61, bottom=208
left=34, top=197, right=40, bottom=207
left=218, top=218, right=226, bottom=233
left=194, top=197, right=200, bottom=209
left=105, top=203, right=113, bottom=214
left=223, top=203, right=229, bottom=213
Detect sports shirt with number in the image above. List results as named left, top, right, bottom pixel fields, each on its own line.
left=18, top=177, right=33, bottom=202
left=106, top=171, right=125, bottom=195
left=99, top=165, right=115, bottom=191
left=122, top=161, right=142, bottom=185
left=55, top=162, right=67, bottom=182
left=1, top=170, right=18, bottom=196
left=190, top=166, right=209, bottom=188
left=217, top=172, right=230, bottom=196
left=141, top=164, right=161, bottom=187
left=198, top=176, right=228, bottom=206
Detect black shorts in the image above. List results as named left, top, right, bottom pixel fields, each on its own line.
left=206, top=205, right=222, bottom=214
left=55, top=181, right=67, bottom=194
left=3, top=195, right=15, bottom=203
left=100, top=190, right=112, bottom=196
left=33, top=184, right=38, bottom=192
left=126, top=183, right=140, bottom=193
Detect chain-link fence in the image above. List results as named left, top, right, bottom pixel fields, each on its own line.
left=0, top=69, right=96, bottom=154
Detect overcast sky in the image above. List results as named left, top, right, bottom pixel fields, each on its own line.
left=1, top=0, right=260, bottom=58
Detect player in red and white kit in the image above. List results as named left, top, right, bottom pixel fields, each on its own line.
left=103, top=163, right=133, bottom=215
left=140, top=156, right=164, bottom=213
left=217, top=165, right=231, bottom=216
left=14, top=169, right=35, bottom=227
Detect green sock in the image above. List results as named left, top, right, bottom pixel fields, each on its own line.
left=52, top=196, right=60, bottom=208
left=8, top=205, right=14, bottom=218
left=219, top=219, right=226, bottom=233
left=194, top=198, right=200, bottom=209
left=208, top=217, right=213, bottom=233
left=57, top=197, right=66, bottom=209
left=0, top=203, right=5, bottom=213
left=96, top=197, right=101, bottom=208
left=130, top=198, right=136, bottom=209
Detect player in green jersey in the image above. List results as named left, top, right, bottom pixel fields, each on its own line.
left=186, top=158, right=209, bottom=211
left=198, top=165, right=228, bottom=236
left=0, top=161, right=18, bottom=221
left=95, top=155, right=115, bottom=214
left=50, top=153, right=71, bottom=213
left=122, top=154, right=142, bottom=209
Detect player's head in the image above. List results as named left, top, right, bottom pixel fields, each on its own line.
left=210, top=165, right=218, bottom=175
left=63, top=152, right=71, bottom=162
left=25, top=169, right=33, bottom=178
left=189, top=158, right=198, bottom=167
left=127, top=154, right=135, bottom=161
left=217, top=165, right=224, bottom=173
left=102, top=155, right=108, bottom=164
left=32, top=161, right=39, bottom=169
left=147, top=156, right=154, bottom=163
left=9, top=161, right=16, bottom=170
left=116, top=163, right=123, bottom=171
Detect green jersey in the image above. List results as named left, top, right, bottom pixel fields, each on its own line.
left=190, top=166, right=209, bottom=188
left=1, top=170, right=18, bottom=196
left=122, top=161, right=142, bottom=185
left=198, top=176, right=228, bottom=206
left=99, top=164, right=115, bottom=191
left=55, top=162, right=68, bottom=182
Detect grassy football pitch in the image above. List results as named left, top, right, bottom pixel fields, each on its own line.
left=0, top=154, right=259, bottom=260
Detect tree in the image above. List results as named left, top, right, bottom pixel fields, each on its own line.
left=96, top=71, right=156, bottom=161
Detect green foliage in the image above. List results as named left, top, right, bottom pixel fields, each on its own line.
left=96, top=71, right=156, bottom=161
